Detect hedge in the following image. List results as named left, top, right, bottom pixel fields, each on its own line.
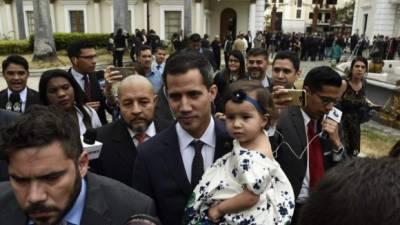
left=0, top=40, right=30, bottom=55
left=29, top=32, right=109, bottom=50
left=0, top=32, right=110, bottom=55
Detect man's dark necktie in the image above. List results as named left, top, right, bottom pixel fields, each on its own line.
left=82, top=74, right=91, bottom=100
left=8, top=92, right=22, bottom=112
left=307, top=120, right=325, bottom=188
left=191, top=140, right=204, bottom=189
left=156, top=65, right=161, bottom=70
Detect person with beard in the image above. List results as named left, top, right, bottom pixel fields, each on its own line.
left=0, top=109, right=19, bottom=182
left=0, top=105, right=156, bottom=225
left=246, top=48, right=273, bottom=91
left=90, top=75, right=171, bottom=186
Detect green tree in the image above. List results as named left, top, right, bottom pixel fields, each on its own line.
left=336, top=0, right=355, bottom=25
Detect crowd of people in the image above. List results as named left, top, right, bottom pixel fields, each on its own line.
left=0, top=30, right=399, bottom=225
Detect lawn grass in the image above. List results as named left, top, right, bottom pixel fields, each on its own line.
left=360, top=127, right=399, bottom=157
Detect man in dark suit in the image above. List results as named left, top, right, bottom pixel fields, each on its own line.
left=182, top=33, right=217, bottom=71
left=0, top=105, right=156, bottom=225
left=132, top=51, right=232, bottom=225
left=0, top=55, right=40, bottom=113
left=271, top=50, right=301, bottom=89
left=0, top=109, right=19, bottom=182
left=67, top=40, right=112, bottom=124
left=91, top=75, right=172, bottom=186
left=272, top=66, right=346, bottom=225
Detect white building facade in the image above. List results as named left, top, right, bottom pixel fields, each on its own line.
left=265, top=0, right=347, bottom=33
left=0, top=0, right=265, bottom=41
left=352, top=0, right=400, bottom=39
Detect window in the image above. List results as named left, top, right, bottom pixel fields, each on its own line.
left=296, top=10, right=301, bottom=19
left=297, top=0, right=302, bottom=7
left=164, top=11, right=181, bottom=40
left=312, top=0, right=319, bottom=4
left=309, top=13, right=314, bottom=19
left=26, top=11, right=35, bottom=35
left=279, top=0, right=283, bottom=3
left=69, top=10, right=84, bottom=33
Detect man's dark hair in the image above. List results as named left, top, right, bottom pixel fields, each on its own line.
left=272, top=50, right=300, bottom=72
left=155, top=46, right=166, bottom=52
left=189, top=33, right=201, bottom=42
left=0, top=105, right=82, bottom=163
left=137, top=45, right=152, bottom=57
left=246, top=48, right=268, bottom=61
left=163, top=51, right=213, bottom=89
left=2, top=55, right=29, bottom=74
left=303, top=66, right=342, bottom=92
left=67, top=40, right=95, bottom=59
left=299, top=157, right=400, bottom=225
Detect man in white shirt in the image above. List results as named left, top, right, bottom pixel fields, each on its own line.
left=151, top=46, right=167, bottom=75
left=91, top=75, right=171, bottom=186
left=132, top=51, right=232, bottom=225
left=0, top=55, right=40, bottom=112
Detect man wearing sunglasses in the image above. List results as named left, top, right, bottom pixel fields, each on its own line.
left=67, top=40, right=111, bottom=124
left=272, top=66, right=346, bottom=225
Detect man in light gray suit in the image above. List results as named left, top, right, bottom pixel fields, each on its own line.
left=0, top=105, right=156, bottom=225
left=0, top=109, right=19, bottom=181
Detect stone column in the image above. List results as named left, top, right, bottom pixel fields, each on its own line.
left=143, top=0, right=148, bottom=31
left=195, top=0, right=201, bottom=34
left=312, top=5, right=319, bottom=33
left=4, top=0, right=15, bottom=39
left=248, top=0, right=256, bottom=36
left=255, top=0, right=265, bottom=32
left=271, top=3, right=277, bottom=32
left=351, top=0, right=359, bottom=35
left=50, top=0, right=57, bottom=32
left=94, top=0, right=101, bottom=33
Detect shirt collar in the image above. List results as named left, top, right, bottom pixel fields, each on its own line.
left=128, top=122, right=156, bottom=139
left=71, top=68, right=85, bottom=79
left=261, top=75, right=270, bottom=88
left=28, top=179, right=87, bottom=225
left=7, top=87, right=27, bottom=103
left=176, top=116, right=215, bottom=150
left=300, top=108, right=311, bottom=127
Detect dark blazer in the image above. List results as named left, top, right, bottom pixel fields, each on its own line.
left=90, top=118, right=172, bottom=186
left=0, top=172, right=157, bottom=225
left=132, top=119, right=232, bottom=225
left=0, top=88, right=41, bottom=112
left=272, top=106, right=342, bottom=198
left=68, top=69, right=110, bottom=125
left=0, top=109, right=20, bottom=182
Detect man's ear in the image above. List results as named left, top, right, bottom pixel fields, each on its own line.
left=78, top=151, right=89, bottom=178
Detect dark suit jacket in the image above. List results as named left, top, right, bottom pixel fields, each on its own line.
left=0, top=109, right=20, bottom=182
left=132, top=119, right=232, bottom=225
left=0, top=88, right=41, bottom=112
left=68, top=69, right=110, bottom=125
left=272, top=106, right=343, bottom=198
left=90, top=118, right=172, bottom=186
left=0, top=172, right=156, bottom=225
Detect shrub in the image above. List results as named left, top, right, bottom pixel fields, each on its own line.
left=28, top=32, right=109, bottom=50
left=0, top=40, right=30, bottom=55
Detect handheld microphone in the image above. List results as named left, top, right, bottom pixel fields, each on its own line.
left=81, top=128, right=103, bottom=160
left=320, top=107, right=342, bottom=140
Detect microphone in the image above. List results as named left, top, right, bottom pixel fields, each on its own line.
left=320, top=107, right=342, bottom=140
left=81, top=128, right=103, bottom=160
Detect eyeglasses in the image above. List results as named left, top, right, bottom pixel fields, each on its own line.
left=78, top=55, right=97, bottom=60
left=272, top=67, right=293, bottom=74
left=314, top=93, right=340, bottom=105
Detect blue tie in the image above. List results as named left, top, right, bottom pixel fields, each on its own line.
left=156, top=65, right=161, bottom=70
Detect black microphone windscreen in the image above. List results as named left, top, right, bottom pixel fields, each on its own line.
left=83, top=128, right=97, bottom=144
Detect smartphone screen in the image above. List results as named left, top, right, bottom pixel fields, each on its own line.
left=110, top=67, right=136, bottom=78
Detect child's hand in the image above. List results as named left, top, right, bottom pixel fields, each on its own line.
left=208, top=204, right=223, bottom=223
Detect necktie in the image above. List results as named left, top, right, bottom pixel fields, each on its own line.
left=191, top=140, right=204, bottom=188
left=135, top=133, right=147, bottom=145
left=156, top=65, right=161, bottom=70
left=307, top=120, right=325, bottom=188
left=82, top=74, right=91, bottom=100
left=8, top=92, right=22, bottom=112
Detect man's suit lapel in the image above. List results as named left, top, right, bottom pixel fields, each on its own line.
left=160, top=125, right=192, bottom=195
left=110, top=120, right=137, bottom=165
left=289, top=107, right=308, bottom=159
left=214, top=118, right=232, bottom=160
left=81, top=173, right=112, bottom=225
left=0, top=201, right=27, bottom=224
left=0, top=89, right=8, bottom=109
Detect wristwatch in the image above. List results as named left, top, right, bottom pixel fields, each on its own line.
left=332, top=145, right=345, bottom=154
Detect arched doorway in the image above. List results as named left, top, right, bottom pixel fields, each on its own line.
left=220, top=8, right=237, bottom=42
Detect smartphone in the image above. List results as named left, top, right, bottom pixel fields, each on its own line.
left=279, top=89, right=307, bottom=107
left=110, top=67, right=136, bottom=78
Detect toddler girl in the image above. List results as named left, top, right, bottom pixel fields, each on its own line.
left=184, top=80, right=294, bottom=225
